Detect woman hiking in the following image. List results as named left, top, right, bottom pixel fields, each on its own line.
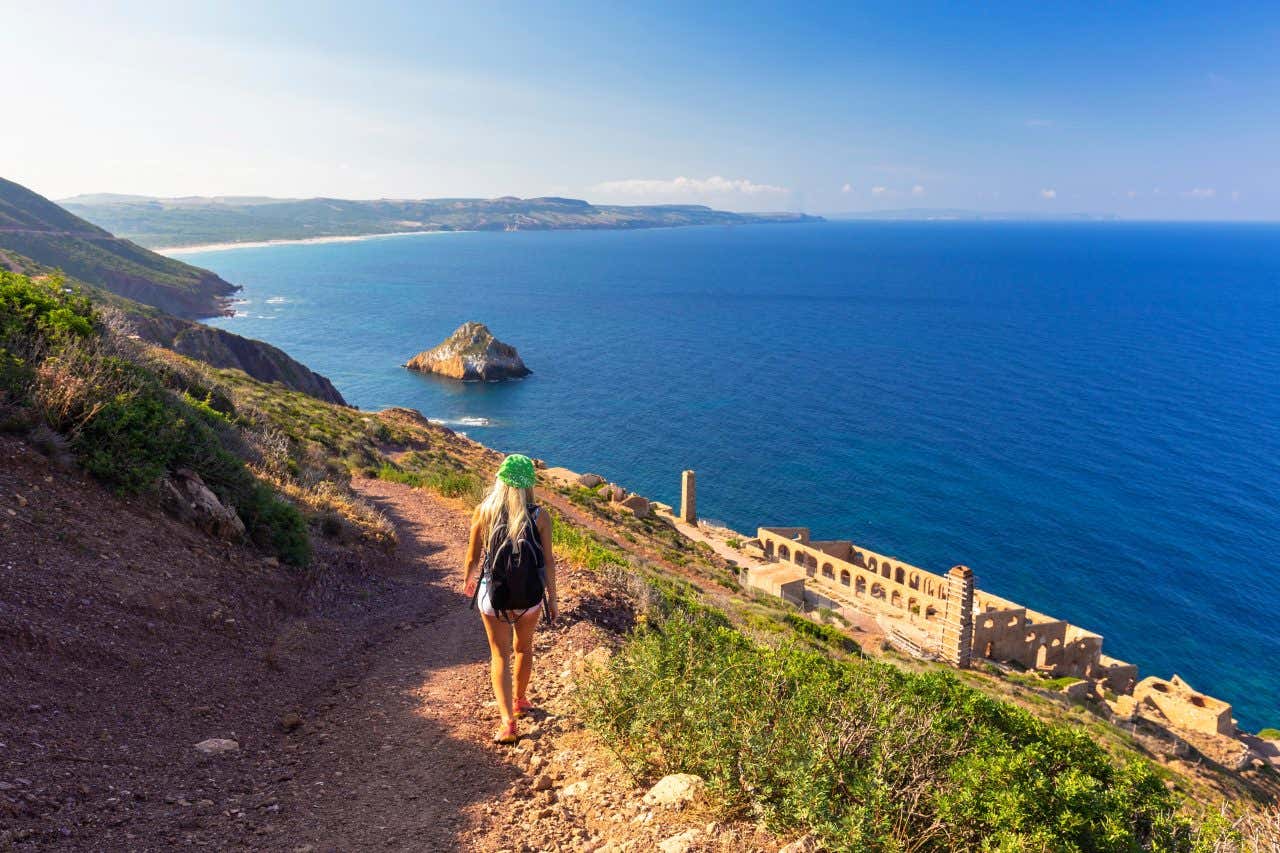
left=463, top=454, right=559, bottom=744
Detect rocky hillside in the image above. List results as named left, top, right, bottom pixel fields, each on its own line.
left=405, top=321, right=531, bottom=381
left=0, top=189, right=346, bottom=405
left=129, top=312, right=346, bottom=405
left=61, top=193, right=822, bottom=248
left=0, top=177, right=237, bottom=318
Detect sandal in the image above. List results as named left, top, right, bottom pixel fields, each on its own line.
left=492, top=719, right=518, bottom=745
left=514, top=697, right=535, bottom=718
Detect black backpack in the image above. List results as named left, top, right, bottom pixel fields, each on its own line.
left=478, top=505, right=546, bottom=621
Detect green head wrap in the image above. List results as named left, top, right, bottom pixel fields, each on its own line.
left=497, top=454, right=536, bottom=489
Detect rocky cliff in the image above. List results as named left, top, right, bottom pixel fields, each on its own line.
left=131, top=313, right=348, bottom=405
left=0, top=176, right=238, bottom=318
left=405, top=322, right=531, bottom=381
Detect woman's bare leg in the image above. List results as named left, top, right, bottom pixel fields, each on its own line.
left=480, top=614, right=514, bottom=724
left=513, top=607, right=541, bottom=703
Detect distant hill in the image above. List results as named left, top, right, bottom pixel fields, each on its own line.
left=828, top=208, right=1117, bottom=222
left=0, top=181, right=345, bottom=404
left=59, top=193, right=822, bottom=248
left=0, top=177, right=238, bottom=317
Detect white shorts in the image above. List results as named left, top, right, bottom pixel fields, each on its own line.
left=476, top=575, right=543, bottom=620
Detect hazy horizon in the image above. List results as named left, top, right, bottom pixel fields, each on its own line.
left=6, top=1, right=1279, bottom=220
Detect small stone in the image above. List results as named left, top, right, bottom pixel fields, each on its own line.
left=279, top=713, right=304, bottom=732
left=658, top=828, right=700, bottom=853
left=194, top=738, right=239, bottom=755
left=642, top=773, right=705, bottom=808
left=576, top=473, right=604, bottom=488
left=561, top=780, right=590, bottom=799
left=532, top=773, right=553, bottom=791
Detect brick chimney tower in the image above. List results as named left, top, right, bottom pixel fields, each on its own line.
left=940, top=565, right=975, bottom=669
left=680, top=470, right=697, bottom=525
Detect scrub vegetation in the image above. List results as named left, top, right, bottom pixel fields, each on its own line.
left=0, top=270, right=394, bottom=563
left=575, top=575, right=1258, bottom=852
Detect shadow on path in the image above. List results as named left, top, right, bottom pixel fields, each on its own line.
left=263, top=480, right=523, bottom=851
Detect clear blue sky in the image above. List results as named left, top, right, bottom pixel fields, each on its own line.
left=6, top=1, right=1278, bottom=218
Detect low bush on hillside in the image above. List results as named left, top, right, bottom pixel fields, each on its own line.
left=783, top=612, right=861, bottom=655
left=577, top=587, right=1213, bottom=851
left=0, top=271, right=310, bottom=564
left=375, top=452, right=485, bottom=503
left=550, top=513, right=631, bottom=571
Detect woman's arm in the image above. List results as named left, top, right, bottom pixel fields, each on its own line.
left=537, top=509, right=558, bottom=621
left=463, top=517, right=483, bottom=596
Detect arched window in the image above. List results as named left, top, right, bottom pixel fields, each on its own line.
left=822, top=562, right=835, bottom=579
left=894, top=567, right=905, bottom=585
left=881, top=562, right=891, bottom=579
left=778, top=545, right=790, bottom=561
left=871, top=583, right=886, bottom=600
left=839, top=569, right=850, bottom=586
left=891, top=590, right=903, bottom=608
left=909, top=572, right=920, bottom=590
left=855, top=576, right=867, bottom=596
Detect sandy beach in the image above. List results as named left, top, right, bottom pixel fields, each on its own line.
left=157, top=229, right=460, bottom=255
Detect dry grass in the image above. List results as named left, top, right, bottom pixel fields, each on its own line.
left=258, top=468, right=396, bottom=547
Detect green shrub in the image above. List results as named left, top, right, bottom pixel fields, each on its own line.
left=71, top=378, right=311, bottom=565
left=0, top=271, right=94, bottom=350
left=375, top=459, right=484, bottom=502
left=551, top=514, right=631, bottom=571
left=783, top=612, right=861, bottom=655
left=74, top=383, right=188, bottom=491
left=577, top=603, right=1196, bottom=852
left=1258, top=727, right=1280, bottom=740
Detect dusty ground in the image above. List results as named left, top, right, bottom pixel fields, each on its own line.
left=0, top=438, right=782, bottom=851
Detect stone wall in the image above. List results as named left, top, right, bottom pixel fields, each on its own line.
left=754, top=526, right=1123, bottom=683
left=1134, top=675, right=1234, bottom=736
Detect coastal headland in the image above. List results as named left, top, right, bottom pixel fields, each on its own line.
left=62, top=193, right=823, bottom=250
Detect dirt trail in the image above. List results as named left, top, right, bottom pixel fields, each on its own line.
left=260, top=478, right=521, bottom=850
left=3, top=445, right=765, bottom=851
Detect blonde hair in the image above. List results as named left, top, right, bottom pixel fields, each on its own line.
left=474, top=476, right=533, bottom=549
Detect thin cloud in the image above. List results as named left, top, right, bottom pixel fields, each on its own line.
left=1040, top=188, right=1057, bottom=199
left=591, top=175, right=787, bottom=197
left=841, top=183, right=853, bottom=193
left=871, top=186, right=888, bottom=196
left=1183, top=187, right=1216, bottom=199
left=911, top=184, right=925, bottom=196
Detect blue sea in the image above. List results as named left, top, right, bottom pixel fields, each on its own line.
left=180, top=221, right=1280, bottom=730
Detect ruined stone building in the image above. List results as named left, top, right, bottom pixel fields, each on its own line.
left=742, top=524, right=1232, bottom=737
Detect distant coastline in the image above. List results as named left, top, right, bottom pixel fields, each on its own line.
left=63, top=193, right=822, bottom=250
left=158, top=229, right=460, bottom=255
